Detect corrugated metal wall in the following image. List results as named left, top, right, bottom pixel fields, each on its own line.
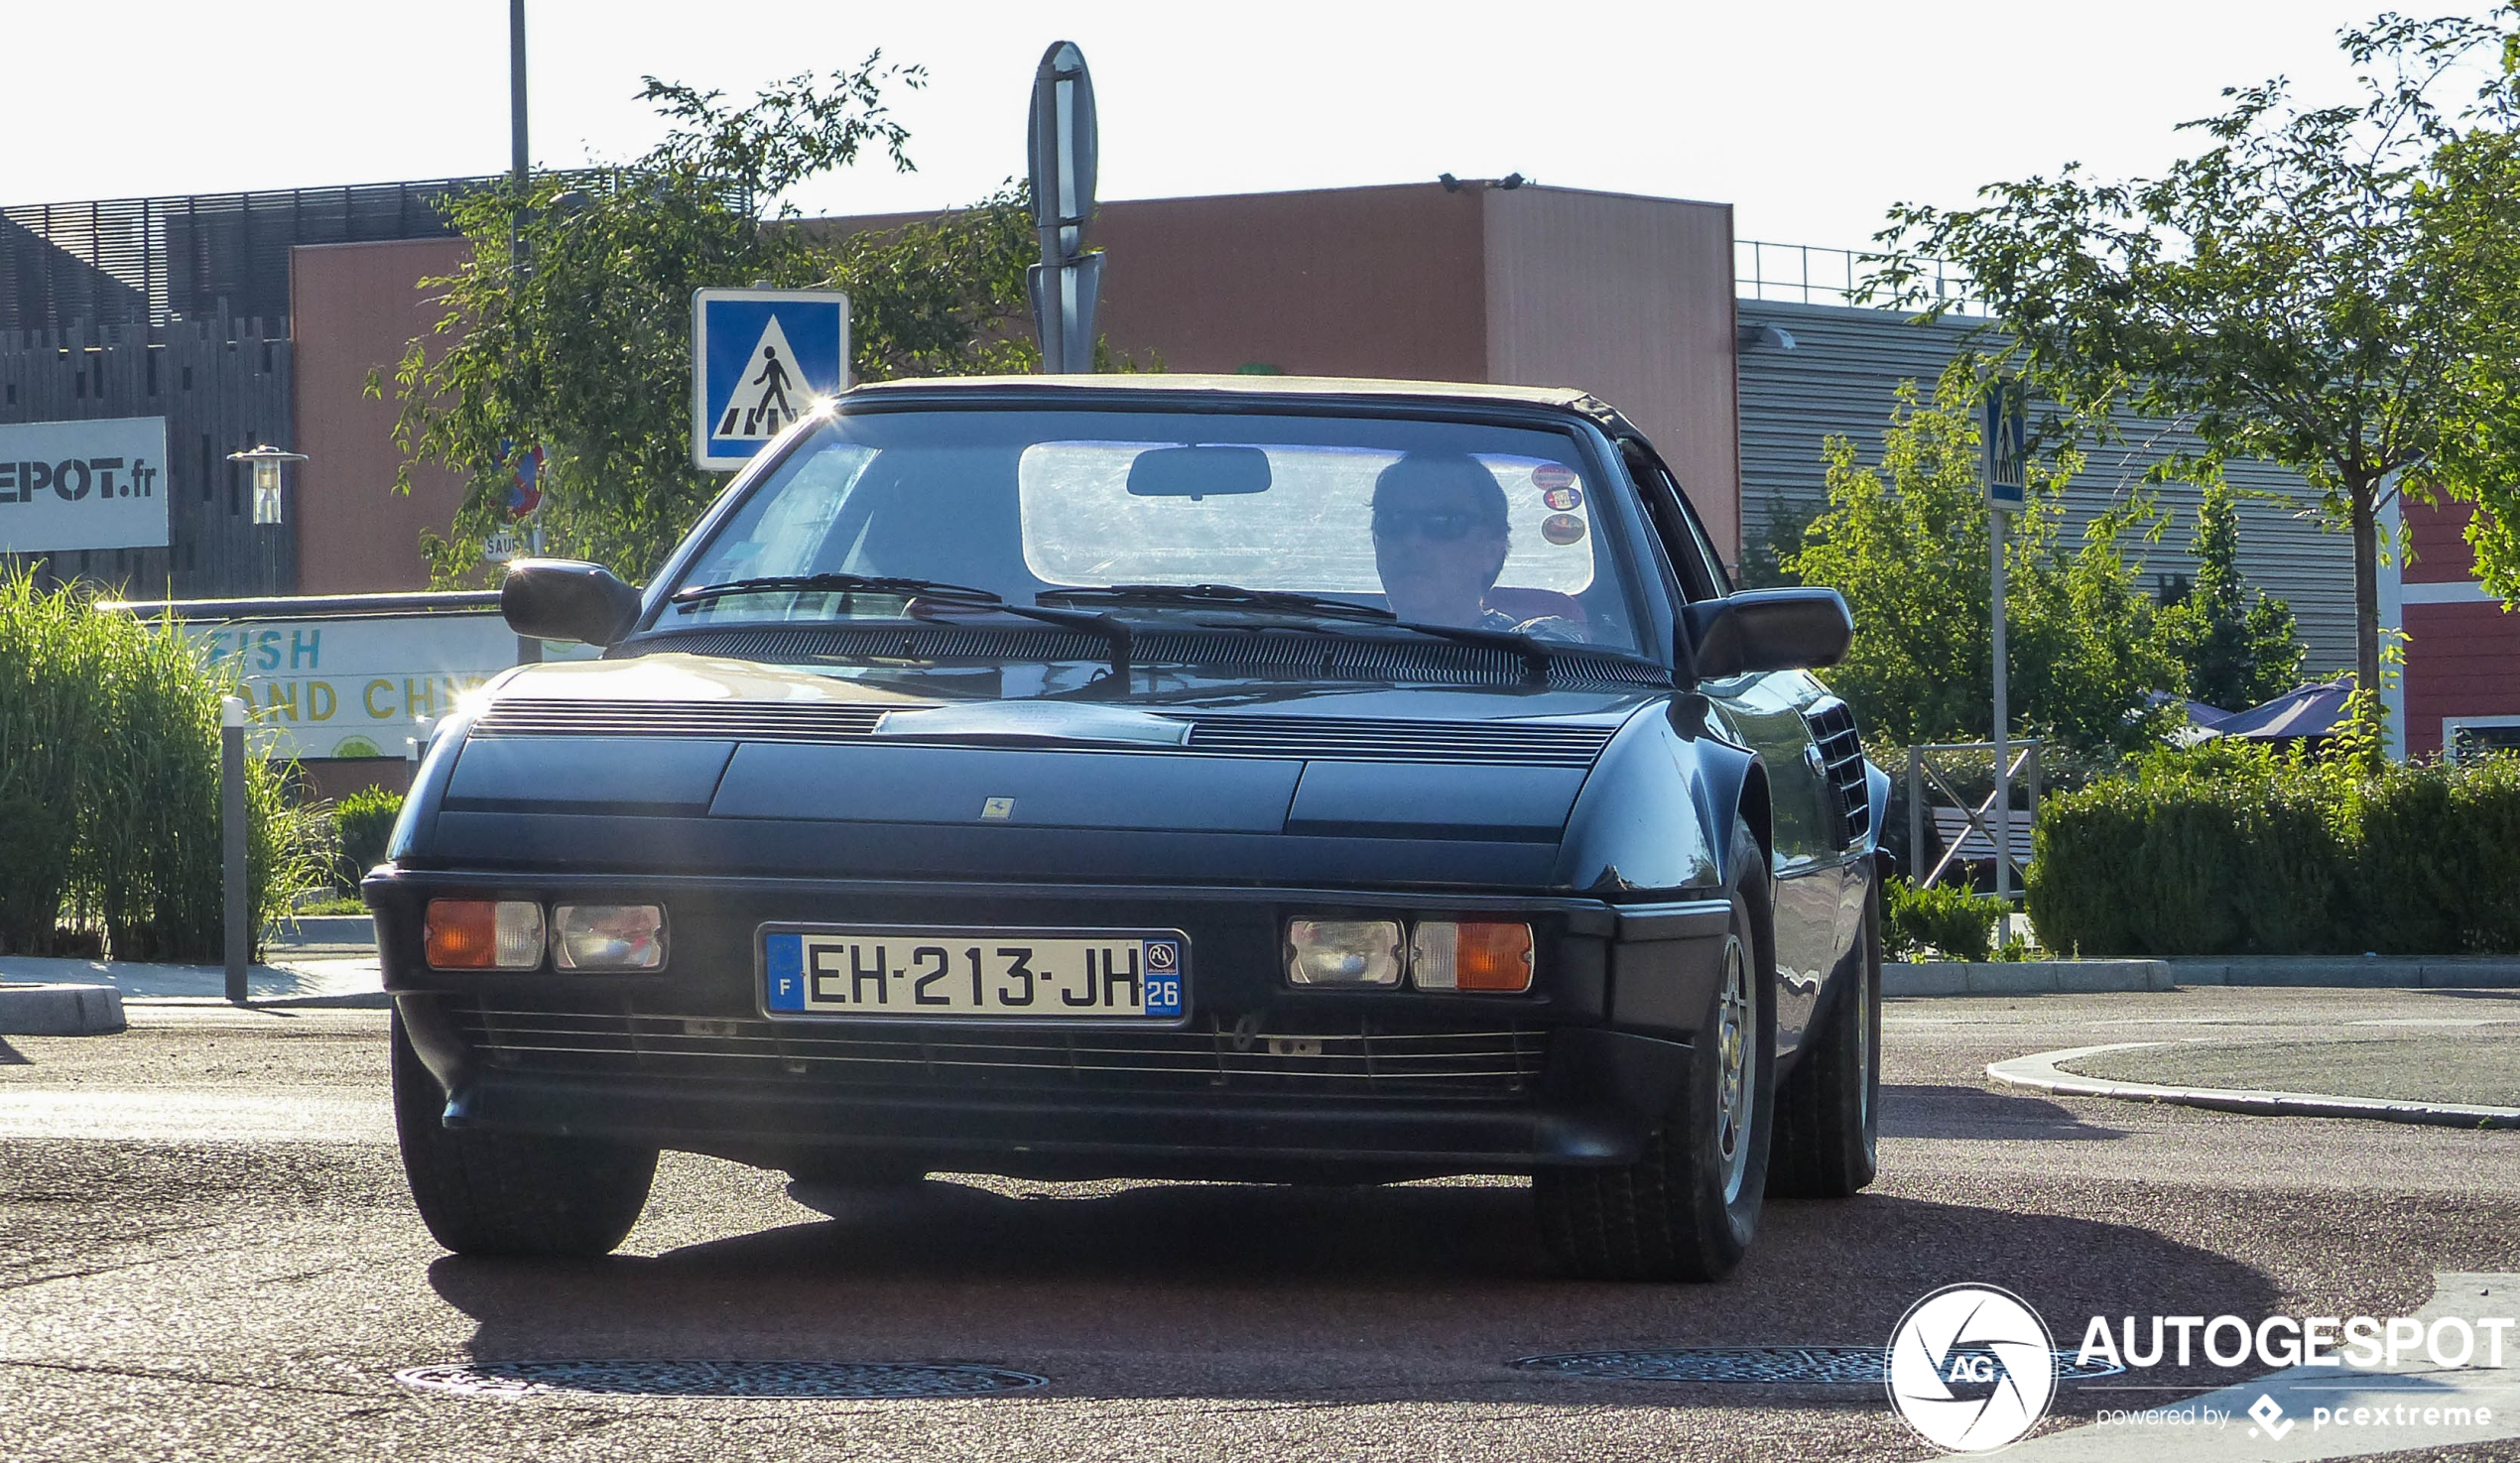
left=1735, top=298, right=2356, bottom=674
left=0, top=315, right=296, bottom=597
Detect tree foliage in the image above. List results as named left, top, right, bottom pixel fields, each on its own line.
left=1787, top=361, right=2180, bottom=758
left=1870, top=14, right=2517, bottom=702
left=2156, top=470, right=2304, bottom=710
left=376, top=58, right=1039, bottom=583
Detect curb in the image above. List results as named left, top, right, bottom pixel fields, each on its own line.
left=0, top=982, right=128, bottom=1036
left=1987, top=1041, right=2520, bottom=1129
left=1886, top=960, right=2170, bottom=997
left=124, top=992, right=392, bottom=1011
left=2168, top=957, right=2520, bottom=988
left=265, top=914, right=374, bottom=944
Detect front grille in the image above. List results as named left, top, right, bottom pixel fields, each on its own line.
left=1805, top=699, right=1870, bottom=842
left=450, top=1001, right=1545, bottom=1099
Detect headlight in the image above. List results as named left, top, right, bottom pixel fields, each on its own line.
left=426, top=900, right=545, bottom=970
left=1409, top=920, right=1534, bottom=993
left=1285, top=918, right=1403, bottom=987
left=552, top=904, right=668, bottom=971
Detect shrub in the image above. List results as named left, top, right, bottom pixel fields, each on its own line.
left=330, top=788, right=405, bottom=892
left=0, top=571, right=89, bottom=954
left=2029, top=741, right=2520, bottom=956
left=1884, top=879, right=2007, bottom=961
left=0, top=569, right=327, bottom=959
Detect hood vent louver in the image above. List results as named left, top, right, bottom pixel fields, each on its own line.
left=1184, top=715, right=1612, bottom=767
left=470, top=699, right=916, bottom=742
left=1804, top=699, right=1870, bottom=843
left=469, top=699, right=1616, bottom=768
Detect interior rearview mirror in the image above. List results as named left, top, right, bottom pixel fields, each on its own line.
left=1127, top=444, right=1273, bottom=500
left=502, top=558, right=645, bottom=647
left=1686, top=587, right=1853, bottom=680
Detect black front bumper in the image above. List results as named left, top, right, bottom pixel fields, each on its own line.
left=372, top=869, right=1731, bottom=1179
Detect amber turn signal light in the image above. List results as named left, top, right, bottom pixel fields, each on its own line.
left=425, top=900, right=545, bottom=970
left=1410, top=920, right=1535, bottom=993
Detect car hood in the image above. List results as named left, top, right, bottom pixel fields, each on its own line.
left=406, top=654, right=1676, bottom=890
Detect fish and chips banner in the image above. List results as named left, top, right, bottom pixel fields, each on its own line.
left=111, top=598, right=594, bottom=760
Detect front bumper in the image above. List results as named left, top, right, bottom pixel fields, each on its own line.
left=369, top=869, right=1732, bottom=1178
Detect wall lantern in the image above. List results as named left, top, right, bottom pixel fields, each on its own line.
left=227, top=443, right=308, bottom=526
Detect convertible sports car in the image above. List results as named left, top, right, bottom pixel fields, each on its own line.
left=368, top=375, right=1886, bottom=1281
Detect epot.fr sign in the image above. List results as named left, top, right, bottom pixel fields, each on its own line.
left=0, top=417, right=170, bottom=552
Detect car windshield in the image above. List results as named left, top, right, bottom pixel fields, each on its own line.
left=660, top=406, right=1652, bottom=654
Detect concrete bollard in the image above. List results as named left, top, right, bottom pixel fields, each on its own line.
left=222, top=695, right=249, bottom=1004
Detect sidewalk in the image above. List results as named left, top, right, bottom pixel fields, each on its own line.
left=0, top=949, right=384, bottom=1007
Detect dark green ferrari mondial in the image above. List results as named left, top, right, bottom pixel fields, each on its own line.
left=366, top=375, right=1884, bottom=1281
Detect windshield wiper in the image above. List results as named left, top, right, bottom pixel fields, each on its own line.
left=1036, top=582, right=1397, bottom=624
left=669, top=572, right=1005, bottom=610
left=668, top=572, right=1135, bottom=691
left=1039, top=582, right=1560, bottom=684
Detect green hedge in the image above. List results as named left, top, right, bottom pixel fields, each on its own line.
left=330, top=788, right=405, bottom=892
left=1885, top=879, right=2007, bottom=961
left=2029, top=743, right=2520, bottom=956
left=0, top=570, right=327, bottom=959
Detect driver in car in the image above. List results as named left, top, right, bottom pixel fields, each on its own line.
left=1371, top=453, right=1577, bottom=637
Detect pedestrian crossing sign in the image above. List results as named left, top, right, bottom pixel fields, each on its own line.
left=691, top=288, right=850, bottom=471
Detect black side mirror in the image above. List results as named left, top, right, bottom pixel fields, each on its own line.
left=1686, top=587, right=1853, bottom=680
left=503, top=558, right=644, bottom=646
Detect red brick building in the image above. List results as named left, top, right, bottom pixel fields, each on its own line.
left=2395, top=498, right=2520, bottom=758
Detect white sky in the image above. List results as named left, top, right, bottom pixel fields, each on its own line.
left=5, top=1, right=2502, bottom=252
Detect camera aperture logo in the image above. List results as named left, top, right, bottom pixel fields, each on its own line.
left=1888, top=1283, right=2059, bottom=1452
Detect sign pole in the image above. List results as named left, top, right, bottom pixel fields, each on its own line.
left=1991, top=505, right=2010, bottom=901
left=509, top=0, right=529, bottom=280
left=1026, top=42, right=1100, bottom=374
left=1982, top=379, right=2027, bottom=903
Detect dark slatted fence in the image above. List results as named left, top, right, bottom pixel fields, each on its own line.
left=0, top=315, right=295, bottom=598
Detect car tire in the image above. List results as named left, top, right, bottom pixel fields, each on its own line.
left=1768, top=884, right=1881, bottom=1199
left=391, top=1012, right=658, bottom=1257
left=1535, top=821, right=1776, bottom=1281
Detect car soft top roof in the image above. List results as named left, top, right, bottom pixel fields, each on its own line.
left=838, top=373, right=1642, bottom=437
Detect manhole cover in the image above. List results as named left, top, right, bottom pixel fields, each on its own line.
left=1513, top=1346, right=2124, bottom=1384
left=396, top=1359, right=1049, bottom=1401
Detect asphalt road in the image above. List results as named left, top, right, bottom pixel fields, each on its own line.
left=2, top=987, right=2516, bottom=1462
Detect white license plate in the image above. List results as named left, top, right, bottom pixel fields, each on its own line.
left=759, top=925, right=1187, bottom=1022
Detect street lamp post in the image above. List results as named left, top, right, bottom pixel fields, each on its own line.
left=227, top=443, right=306, bottom=593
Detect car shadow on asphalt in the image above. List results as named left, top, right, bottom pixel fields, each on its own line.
left=0, top=1037, right=25, bottom=1065
left=422, top=1180, right=2272, bottom=1408
left=1882, top=1083, right=2127, bottom=1142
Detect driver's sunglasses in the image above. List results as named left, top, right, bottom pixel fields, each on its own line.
left=1372, top=507, right=1494, bottom=543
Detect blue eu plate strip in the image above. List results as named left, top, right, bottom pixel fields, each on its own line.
left=1142, top=938, right=1185, bottom=1018
left=763, top=933, right=806, bottom=1012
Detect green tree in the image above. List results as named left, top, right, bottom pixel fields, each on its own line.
left=376, top=59, right=1039, bottom=583
left=1788, top=361, right=2180, bottom=757
left=2157, top=471, right=2304, bottom=710
left=1870, top=14, right=2512, bottom=707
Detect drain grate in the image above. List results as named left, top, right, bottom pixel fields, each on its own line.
left=1514, top=1346, right=2125, bottom=1384
left=396, top=1359, right=1049, bottom=1401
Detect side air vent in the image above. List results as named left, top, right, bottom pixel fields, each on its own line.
left=1804, top=699, right=1871, bottom=843
left=470, top=699, right=917, bottom=742
left=1184, top=715, right=1614, bottom=767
